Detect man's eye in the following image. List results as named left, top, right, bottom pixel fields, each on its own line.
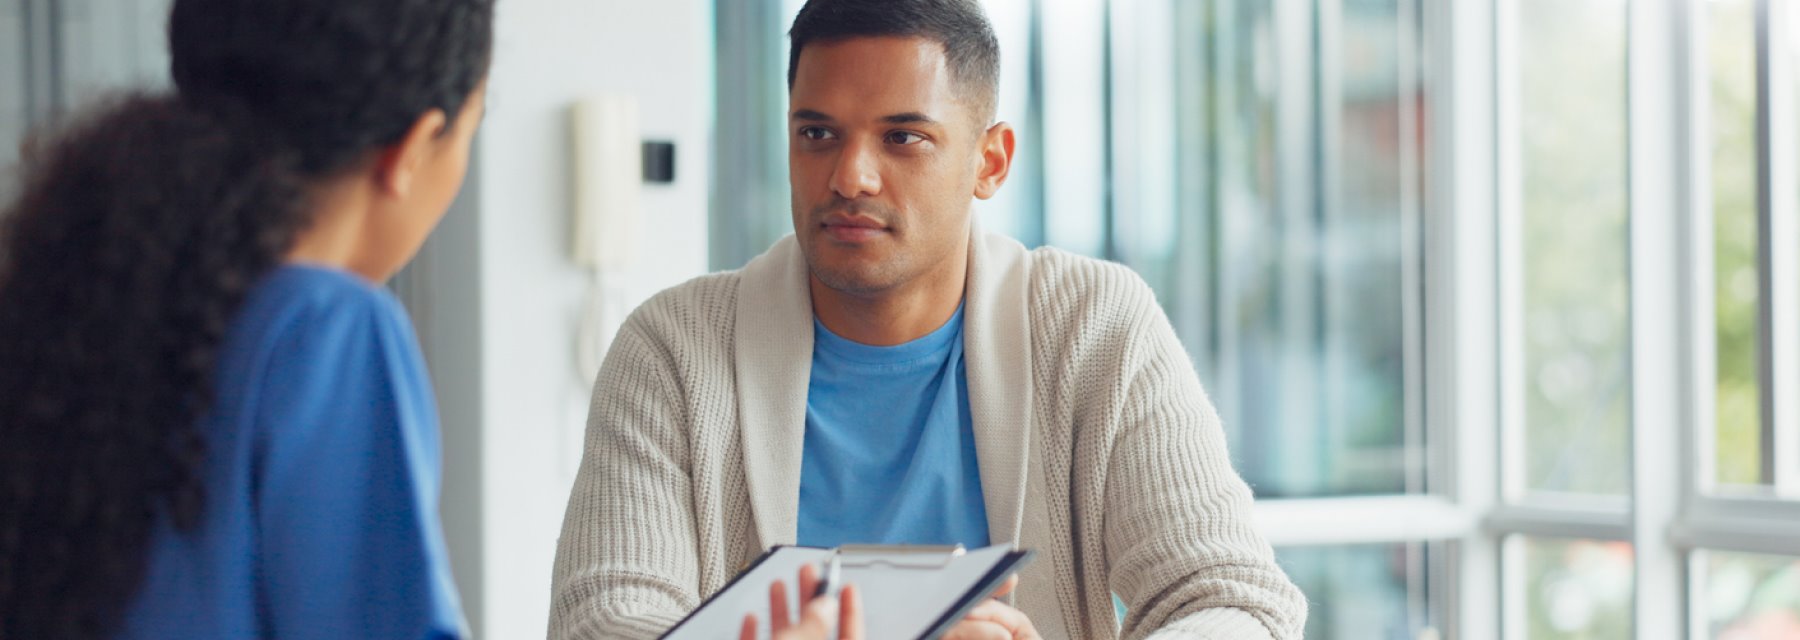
left=886, top=131, right=925, bottom=145
left=799, top=127, right=835, bottom=141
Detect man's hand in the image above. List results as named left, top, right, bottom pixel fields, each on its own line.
left=942, top=576, right=1041, bottom=640
left=740, top=562, right=865, bottom=640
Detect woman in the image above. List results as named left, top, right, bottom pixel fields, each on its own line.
left=0, top=0, right=492, bottom=637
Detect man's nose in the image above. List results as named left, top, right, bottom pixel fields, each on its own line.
left=829, top=138, right=882, bottom=200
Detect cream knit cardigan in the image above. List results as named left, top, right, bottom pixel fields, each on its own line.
left=548, top=229, right=1307, bottom=640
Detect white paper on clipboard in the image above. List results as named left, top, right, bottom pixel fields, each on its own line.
left=661, top=544, right=1027, bottom=640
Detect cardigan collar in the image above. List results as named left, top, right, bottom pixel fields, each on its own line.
left=732, top=224, right=1036, bottom=550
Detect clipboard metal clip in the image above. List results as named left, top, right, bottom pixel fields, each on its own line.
left=833, top=544, right=968, bottom=570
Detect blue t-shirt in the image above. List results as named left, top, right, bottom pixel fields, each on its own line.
left=797, top=304, right=990, bottom=548
left=118, top=265, right=463, bottom=639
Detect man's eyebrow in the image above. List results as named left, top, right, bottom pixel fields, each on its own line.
left=792, top=109, right=833, bottom=121
left=882, top=112, right=937, bottom=125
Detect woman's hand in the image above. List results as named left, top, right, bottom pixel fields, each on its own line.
left=739, top=562, right=865, bottom=640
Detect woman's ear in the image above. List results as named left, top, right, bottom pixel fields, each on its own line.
left=973, top=122, right=1016, bottom=200
left=375, top=109, right=449, bottom=198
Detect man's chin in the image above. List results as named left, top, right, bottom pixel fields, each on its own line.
left=806, top=263, right=901, bottom=297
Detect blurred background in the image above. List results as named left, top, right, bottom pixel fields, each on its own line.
left=3, top=0, right=1799, bottom=638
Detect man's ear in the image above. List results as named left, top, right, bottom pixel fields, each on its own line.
left=973, top=122, right=1016, bottom=201
left=375, top=109, right=449, bottom=198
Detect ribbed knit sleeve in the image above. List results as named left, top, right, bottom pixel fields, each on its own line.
left=1023, top=249, right=1306, bottom=640
left=1098, top=270, right=1308, bottom=640
left=548, top=299, right=702, bottom=640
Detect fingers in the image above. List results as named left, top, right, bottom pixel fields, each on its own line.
left=941, top=620, right=1012, bottom=640
left=839, top=584, right=865, bottom=640
left=798, top=561, right=821, bottom=604
left=769, top=579, right=792, bottom=631
left=741, top=614, right=758, bottom=640
left=960, top=600, right=1038, bottom=638
left=772, top=593, right=839, bottom=640
left=990, top=575, right=1019, bottom=599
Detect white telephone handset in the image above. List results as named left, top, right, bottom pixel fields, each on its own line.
left=571, top=96, right=641, bottom=272
left=570, top=96, right=641, bottom=389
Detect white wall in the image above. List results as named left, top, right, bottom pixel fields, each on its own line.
left=454, top=0, right=712, bottom=635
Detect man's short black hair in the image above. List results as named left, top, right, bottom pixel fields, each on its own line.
left=787, top=0, right=1001, bottom=123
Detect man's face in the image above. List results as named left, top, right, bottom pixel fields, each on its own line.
left=788, top=36, right=992, bottom=297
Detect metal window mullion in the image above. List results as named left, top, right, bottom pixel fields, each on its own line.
left=1685, top=0, right=1724, bottom=499
left=1494, top=0, right=1529, bottom=507
left=1170, top=0, right=1214, bottom=376
left=1687, top=552, right=1711, bottom=639
left=22, top=0, right=56, bottom=123
left=1484, top=501, right=1633, bottom=541
left=1626, top=0, right=1691, bottom=635
left=1315, top=0, right=1350, bottom=498
left=1209, top=0, right=1245, bottom=450
left=1675, top=496, right=1800, bottom=556
left=1253, top=496, right=1479, bottom=546
left=1437, top=0, right=1502, bottom=635
left=1038, top=0, right=1109, bottom=257
left=1025, top=0, right=1048, bottom=248
left=1756, top=0, right=1800, bottom=497
left=1397, top=0, right=1428, bottom=499
left=708, top=0, right=786, bottom=270
left=1675, top=2, right=1718, bottom=636
left=1500, top=535, right=1527, bottom=640
left=1272, top=0, right=1322, bottom=493
left=1100, top=0, right=1118, bottom=260
left=1103, top=0, right=1132, bottom=266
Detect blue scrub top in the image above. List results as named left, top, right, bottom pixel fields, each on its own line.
left=117, top=265, right=463, bottom=639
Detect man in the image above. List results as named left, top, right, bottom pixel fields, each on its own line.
left=548, top=0, right=1306, bottom=638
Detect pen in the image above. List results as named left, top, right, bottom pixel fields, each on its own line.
left=814, top=552, right=841, bottom=599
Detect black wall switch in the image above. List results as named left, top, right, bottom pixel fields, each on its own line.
left=642, top=141, right=675, bottom=183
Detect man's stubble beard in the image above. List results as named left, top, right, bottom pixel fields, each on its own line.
left=803, top=241, right=912, bottom=297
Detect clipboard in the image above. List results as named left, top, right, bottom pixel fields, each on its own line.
left=660, top=544, right=1035, bottom=640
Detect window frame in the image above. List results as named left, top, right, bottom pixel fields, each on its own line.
left=1490, top=0, right=1800, bottom=637
left=707, top=0, right=1800, bottom=637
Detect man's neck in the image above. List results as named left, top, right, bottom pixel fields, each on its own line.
left=809, top=253, right=969, bottom=347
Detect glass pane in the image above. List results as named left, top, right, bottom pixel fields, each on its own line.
left=1791, top=0, right=1800, bottom=486
left=1038, top=0, right=1107, bottom=257
left=58, top=0, right=173, bottom=104
left=1698, top=550, right=1800, bottom=638
left=1512, top=537, right=1634, bottom=639
left=1708, top=0, right=1764, bottom=488
left=1, top=0, right=27, bottom=199
left=1281, top=543, right=1435, bottom=640
left=1517, top=0, right=1631, bottom=495
left=975, top=0, right=1041, bottom=246
left=1316, top=0, right=1420, bottom=495
left=1153, top=0, right=1423, bottom=498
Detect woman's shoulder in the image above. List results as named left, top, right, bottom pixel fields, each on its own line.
left=230, top=264, right=412, bottom=352
left=214, top=265, right=425, bottom=412
left=248, top=263, right=402, bottom=319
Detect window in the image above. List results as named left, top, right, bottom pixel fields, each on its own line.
left=0, top=0, right=172, bottom=203
left=1694, top=550, right=1800, bottom=638
left=1, top=0, right=37, bottom=201
left=1283, top=543, right=1438, bottom=640
left=1154, top=0, right=1425, bottom=500
left=1707, top=0, right=1764, bottom=490
left=711, top=0, right=1800, bottom=637
left=1506, top=0, right=1631, bottom=499
left=1508, top=537, right=1634, bottom=640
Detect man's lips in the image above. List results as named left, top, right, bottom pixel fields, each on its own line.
left=821, top=214, right=887, bottom=230
left=820, top=214, right=889, bottom=242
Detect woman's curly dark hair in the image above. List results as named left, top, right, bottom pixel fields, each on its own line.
left=0, top=0, right=493, bottom=637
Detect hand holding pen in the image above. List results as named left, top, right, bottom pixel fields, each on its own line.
left=739, top=556, right=865, bottom=640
